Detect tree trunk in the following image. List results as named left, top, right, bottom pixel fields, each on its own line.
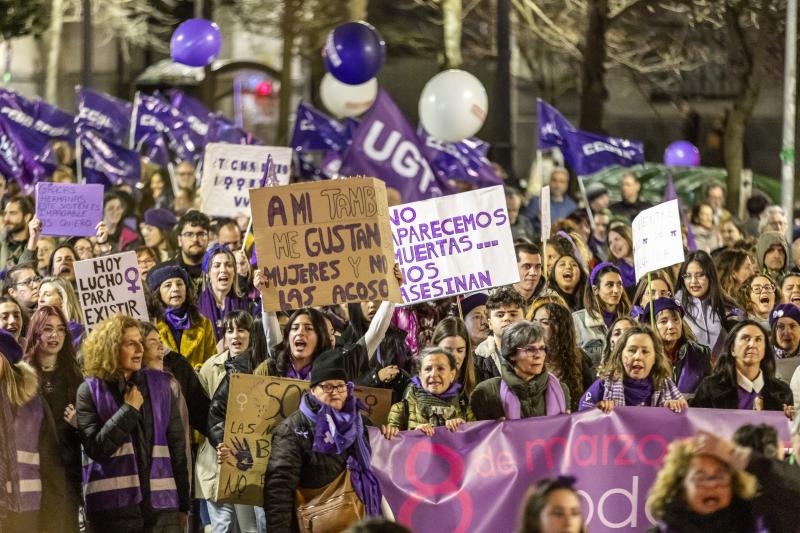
left=441, top=0, right=462, bottom=69
left=45, top=0, right=64, bottom=103
left=277, top=0, right=296, bottom=145
left=349, top=0, right=368, bottom=20
left=578, top=0, right=608, bottom=133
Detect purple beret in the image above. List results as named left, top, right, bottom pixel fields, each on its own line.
left=460, top=292, right=488, bottom=318
left=147, top=264, right=190, bottom=293
left=640, top=298, right=684, bottom=323
left=770, top=303, right=800, bottom=329
left=0, top=328, right=22, bottom=364
left=143, top=208, right=178, bottom=231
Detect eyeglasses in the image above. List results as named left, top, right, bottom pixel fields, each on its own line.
left=652, top=289, right=673, bottom=298
left=316, top=383, right=347, bottom=394
left=751, top=284, right=775, bottom=294
left=687, top=472, right=731, bottom=487
left=15, top=275, right=42, bottom=288
left=42, top=326, right=66, bottom=337
left=682, top=272, right=707, bottom=282
left=180, top=231, right=208, bottom=241
left=517, top=345, right=547, bottom=357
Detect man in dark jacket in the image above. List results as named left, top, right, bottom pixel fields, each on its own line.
left=609, top=172, right=651, bottom=222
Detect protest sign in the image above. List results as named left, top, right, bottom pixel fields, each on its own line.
left=353, top=385, right=393, bottom=426
left=36, top=182, right=103, bottom=237
left=217, top=375, right=309, bottom=505
left=370, top=407, right=791, bottom=533
left=200, top=143, right=292, bottom=218
left=540, top=185, right=551, bottom=241
left=632, top=199, right=684, bottom=281
left=389, top=186, right=518, bottom=304
left=250, top=178, right=402, bottom=311
left=74, top=251, right=148, bottom=330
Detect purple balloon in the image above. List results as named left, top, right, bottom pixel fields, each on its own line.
left=171, top=19, right=222, bottom=68
left=323, top=21, right=386, bottom=85
left=664, top=140, right=700, bottom=167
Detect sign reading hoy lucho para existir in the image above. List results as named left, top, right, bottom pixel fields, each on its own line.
left=390, top=186, right=519, bottom=303
left=250, top=178, right=402, bottom=311
left=75, top=251, right=148, bottom=329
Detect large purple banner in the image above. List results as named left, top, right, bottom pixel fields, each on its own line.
left=369, top=407, right=790, bottom=533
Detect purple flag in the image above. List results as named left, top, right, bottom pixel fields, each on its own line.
left=75, top=87, right=132, bottom=146
left=537, top=99, right=645, bottom=175
left=369, top=407, right=790, bottom=533
left=417, top=128, right=501, bottom=188
left=169, top=90, right=213, bottom=145
left=78, top=130, right=141, bottom=187
left=32, top=99, right=74, bottom=141
left=207, top=114, right=262, bottom=145
left=339, top=90, right=449, bottom=201
left=291, top=101, right=348, bottom=153
left=132, top=92, right=199, bottom=164
left=0, top=116, right=46, bottom=194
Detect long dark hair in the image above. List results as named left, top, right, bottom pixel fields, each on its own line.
left=537, top=303, right=583, bottom=410
left=546, top=253, right=587, bottom=311
left=345, top=302, right=409, bottom=369
left=270, top=308, right=332, bottom=376
left=149, top=276, right=203, bottom=325
left=583, top=263, right=631, bottom=319
left=519, top=476, right=586, bottom=533
left=676, top=250, right=737, bottom=326
left=431, top=316, right=476, bottom=395
left=713, top=320, right=777, bottom=384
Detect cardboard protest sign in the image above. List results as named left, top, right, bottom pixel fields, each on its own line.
left=390, top=186, right=518, bottom=304
left=353, top=385, right=393, bottom=426
left=250, top=177, right=402, bottom=311
left=632, top=199, right=684, bottom=282
left=35, top=182, right=103, bottom=237
left=540, top=185, right=551, bottom=241
left=217, top=375, right=309, bottom=505
left=200, top=143, right=292, bottom=218
left=74, top=251, right=148, bottom=330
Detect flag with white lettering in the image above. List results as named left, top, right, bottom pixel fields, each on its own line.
left=75, top=87, right=132, bottom=146
left=0, top=116, right=46, bottom=194
left=291, top=101, right=349, bottom=153
left=417, top=128, right=501, bottom=188
left=78, top=130, right=141, bottom=187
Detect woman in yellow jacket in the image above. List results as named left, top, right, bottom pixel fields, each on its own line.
left=148, top=264, right=216, bottom=368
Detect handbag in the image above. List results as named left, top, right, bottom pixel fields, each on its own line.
left=295, top=468, right=365, bottom=533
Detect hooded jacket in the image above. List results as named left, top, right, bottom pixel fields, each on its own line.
left=756, top=231, right=790, bottom=279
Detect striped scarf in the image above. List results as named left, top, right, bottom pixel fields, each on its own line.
left=602, top=377, right=683, bottom=407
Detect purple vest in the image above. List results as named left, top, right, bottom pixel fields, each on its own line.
left=14, top=396, right=44, bottom=512
left=82, top=369, right=179, bottom=513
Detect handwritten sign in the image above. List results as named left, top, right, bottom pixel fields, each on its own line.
left=632, top=199, right=685, bottom=282
left=200, top=143, right=292, bottom=218
left=540, top=185, right=551, bottom=241
left=353, top=385, right=393, bottom=426
left=217, top=375, right=309, bottom=505
left=250, top=178, right=402, bottom=311
left=390, top=186, right=519, bottom=304
left=74, top=251, right=148, bottom=330
left=35, top=182, right=103, bottom=237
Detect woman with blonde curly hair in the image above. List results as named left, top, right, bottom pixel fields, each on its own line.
left=76, top=315, right=190, bottom=532
left=578, top=325, right=687, bottom=413
left=646, top=439, right=762, bottom=532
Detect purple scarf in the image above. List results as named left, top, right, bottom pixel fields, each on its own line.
left=500, top=373, right=567, bottom=419
left=287, top=362, right=312, bottom=380
left=0, top=386, right=20, bottom=516
left=411, top=375, right=462, bottom=399
left=298, top=385, right=382, bottom=516
left=164, top=306, right=190, bottom=331
left=622, top=377, right=653, bottom=406
left=602, top=310, right=617, bottom=329
left=197, top=288, right=251, bottom=342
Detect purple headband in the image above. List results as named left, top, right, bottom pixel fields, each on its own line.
left=589, top=261, right=618, bottom=286
left=556, top=230, right=588, bottom=271
left=202, top=243, right=233, bottom=273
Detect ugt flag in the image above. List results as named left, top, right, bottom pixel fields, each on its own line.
left=0, top=116, right=46, bottom=194
left=75, top=87, right=132, bottom=146
left=78, top=130, right=141, bottom=187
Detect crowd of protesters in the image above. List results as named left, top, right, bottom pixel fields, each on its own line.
left=1, top=161, right=800, bottom=533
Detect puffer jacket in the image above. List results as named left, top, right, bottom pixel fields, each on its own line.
left=387, top=385, right=472, bottom=430
left=470, top=363, right=570, bottom=420
left=264, top=393, right=372, bottom=533
left=756, top=231, right=791, bottom=279
left=163, top=351, right=209, bottom=436
left=473, top=336, right=502, bottom=383
left=691, top=372, right=793, bottom=411
left=207, top=353, right=253, bottom=448
left=572, top=309, right=607, bottom=367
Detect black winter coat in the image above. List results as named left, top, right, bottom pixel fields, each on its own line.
left=263, top=394, right=372, bottom=533
left=690, top=372, right=792, bottom=411
left=164, top=350, right=210, bottom=436
left=207, top=354, right=252, bottom=448
left=76, top=372, right=190, bottom=530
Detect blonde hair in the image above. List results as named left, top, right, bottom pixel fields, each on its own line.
left=647, top=439, right=758, bottom=519
left=527, top=293, right=569, bottom=320
left=39, top=276, right=85, bottom=323
left=83, top=315, right=141, bottom=380
left=2, top=359, right=39, bottom=407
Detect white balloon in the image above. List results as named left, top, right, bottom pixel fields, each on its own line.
left=320, top=73, right=378, bottom=118
left=418, top=69, right=488, bottom=142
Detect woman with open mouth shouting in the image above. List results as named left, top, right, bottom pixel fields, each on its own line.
left=546, top=252, right=587, bottom=312
left=676, top=250, right=741, bottom=362
left=197, top=243, right=254, bottom=343
left=692, top=320, right=793, bottom=416
left=735, top=273, right=779, bottom=331
left=149, top=264, right=217, bottom=369
left=579, top=325, right=687, bottom=413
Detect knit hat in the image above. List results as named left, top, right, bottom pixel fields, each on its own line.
left=640, top=298, right=684, bottom=323
left=309, top=349, right=347, bottom=387
left=0, top=328, right=22, bottom=364
left=143, top=208, right=178, bottom=231
left=460, top=292, right=488, bottom=318
left=147, top=264, right=190, bottom=293
left=585, top=182, right=608, bottom=203
left=769, top=303, right=800, bottom=329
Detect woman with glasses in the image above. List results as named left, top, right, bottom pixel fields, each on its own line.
left=546, top=253, right=587, bottom=312
left=692, top=320, right=793, bottom=415
left=68, top=237, right=95, bottom=261
left=631, top=270, right=674, bottom=315
left=37, top=276, right=86, bottom=347
left=572, top=263, right=631, bottom=366
left=639, top=298, right=711, bottom=395
left=676, top=250, right=741, bottom=361
left=23, top=306, right=83, bottom=532
left=135, top=246, right=158, bottom=283
left=579, top=325, right=687, bottom=412
left=470, top=321, right=570, bottom=420
left=735, top=274, right=778, bottom=330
